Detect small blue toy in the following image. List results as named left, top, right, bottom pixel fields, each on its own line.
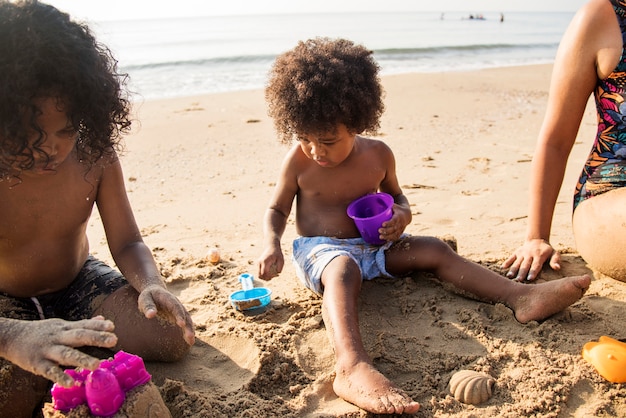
left=229, top=273, right=272, bottom=311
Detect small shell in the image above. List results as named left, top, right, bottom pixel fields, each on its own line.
left=206, top=248, right=220, bottom=264
left=448, top=370, right=495, bottom=405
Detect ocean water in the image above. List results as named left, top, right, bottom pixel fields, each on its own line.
left=89, top=11, right=574, bottom=100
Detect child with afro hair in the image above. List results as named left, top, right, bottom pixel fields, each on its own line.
left=258, top=37, right=590, bottom=415
left=0, top=2, right=194, bottom=415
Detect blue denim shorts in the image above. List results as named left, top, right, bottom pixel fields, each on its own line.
left=291, top=236, right=396, bottom=295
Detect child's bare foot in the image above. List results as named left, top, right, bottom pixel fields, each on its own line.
left=333, top=360, right=420, bottom=415
left=511, top=275, right=591, bottom=323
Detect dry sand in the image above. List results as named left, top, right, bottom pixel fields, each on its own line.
left=46, top=64, right=626, bottom=417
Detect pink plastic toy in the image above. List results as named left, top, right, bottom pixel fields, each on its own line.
left=51, top=351, right=152, bottom=416
left=100, top=350, right=151, bottom=392
left=85, top=368, right=125, bottom=417
left=50, top=369, right=90, bottom=411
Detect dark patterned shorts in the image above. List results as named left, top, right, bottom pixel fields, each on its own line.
left=0, top=256, right=127, bottom=321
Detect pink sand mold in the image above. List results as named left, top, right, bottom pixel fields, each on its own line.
left=100, top=350, right=151, bottom=392
left=51, top=368, right=90, bottom=411
left=51, top=350, right=152, bottom=415
left=85, top=368, right=125, bottom=417
left=347, top=192, right=394, bottom=245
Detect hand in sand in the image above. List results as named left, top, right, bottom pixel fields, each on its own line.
left=1, top=316, right=117, bottom=387
left=257, top=246, right=284, bottom=280
left=502, top=238, right=562, bottom=281
left=138, top=285, right=195, bottom=346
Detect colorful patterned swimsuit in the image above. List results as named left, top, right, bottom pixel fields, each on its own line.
left=574, top=0, right=626, bottom=209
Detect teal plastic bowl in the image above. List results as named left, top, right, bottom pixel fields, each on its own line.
left=229, top=287, right=272, bottom=311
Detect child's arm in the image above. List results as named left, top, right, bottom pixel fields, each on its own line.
left=0, top=316, right=117, bottom=387
left=258, top=148, right=299, bottom=280
left=96, top=157, right=194, bottom=345
left=378, top=143, right=412, bottom=242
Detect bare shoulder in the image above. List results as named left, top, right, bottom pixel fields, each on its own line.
left=355, top=136, right=394, bottom=160
left=282, top=143, right=311, bottom=169
left=570, top=0, right=618, bottom=33
left=569, top=0, right=622, bottom=78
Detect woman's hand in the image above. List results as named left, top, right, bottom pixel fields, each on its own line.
left=502, top=239, right=561, bottom=281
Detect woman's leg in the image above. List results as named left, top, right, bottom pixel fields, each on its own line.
left=573, top=187, right=626, bottom=281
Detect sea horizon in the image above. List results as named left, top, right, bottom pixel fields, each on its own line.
left=88, top=10, right=573, bottom=100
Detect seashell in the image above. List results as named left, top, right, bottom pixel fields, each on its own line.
left=448, top=370, right=495, bottom=405
left=206, top=247, right=220, bottom=264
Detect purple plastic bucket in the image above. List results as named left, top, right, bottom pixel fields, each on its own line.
left=347, top=193, right=394, bottom=245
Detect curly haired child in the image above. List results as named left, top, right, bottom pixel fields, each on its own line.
left=0, top=2, right=194, bottom=415
left=258, top=37, right=591, bottom=415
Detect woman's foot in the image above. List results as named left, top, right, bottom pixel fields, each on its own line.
left=332, top=360, right=420, bottom=415
left=511, top=274, right=591, bottom=323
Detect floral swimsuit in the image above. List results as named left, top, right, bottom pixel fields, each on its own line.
left=574, top=0, right=626, bottom=209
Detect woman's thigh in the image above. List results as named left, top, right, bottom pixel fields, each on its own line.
left=573, top=187, right=626, bottom=281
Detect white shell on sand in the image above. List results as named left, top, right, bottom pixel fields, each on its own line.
left=448, top=370, right=496, bottom=405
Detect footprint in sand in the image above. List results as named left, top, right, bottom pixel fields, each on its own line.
left=467, top=157, right=491, bottom=173
left=293, top=329, right=335, bottom=379
left=147, top=333, right=261, bottom=394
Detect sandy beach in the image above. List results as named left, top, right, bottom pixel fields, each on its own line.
left=49, top=64, right=626, bottom=417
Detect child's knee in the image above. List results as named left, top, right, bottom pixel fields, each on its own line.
left=419, top=236, right=458, bottom=266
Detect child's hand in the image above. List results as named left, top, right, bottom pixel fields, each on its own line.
left=137, top=285, right=195, bottom=346
left=257, top=247, right=284, bottom=280
left=379, top=203, right=411, bottom=242
left=1, top=316, right=117, bottom=387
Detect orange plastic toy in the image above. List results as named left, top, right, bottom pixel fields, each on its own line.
left=582, top=336, right=626, bottom=383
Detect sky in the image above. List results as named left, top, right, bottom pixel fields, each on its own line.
left=45, top=0, right=589, bottom=21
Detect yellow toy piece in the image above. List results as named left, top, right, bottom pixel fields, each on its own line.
left=582, top=336, right=626, bottom=383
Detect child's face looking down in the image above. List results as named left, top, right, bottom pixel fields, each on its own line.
left=298, top=124, right=356, bottom=168
left=23, top=98, right=78, bottom=175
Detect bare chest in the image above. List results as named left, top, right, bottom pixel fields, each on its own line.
left=0, top=165, right=99, bottom=242
left=297, top=160, right=386, bottom=204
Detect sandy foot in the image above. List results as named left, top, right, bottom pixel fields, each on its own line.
left=513, top=275, right=591, bottom=324
left=332, top=361, right=420, bottom=415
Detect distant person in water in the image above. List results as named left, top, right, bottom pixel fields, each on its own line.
left=258, top=36, right=590, bottom=415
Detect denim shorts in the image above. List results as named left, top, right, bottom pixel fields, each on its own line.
left=291, top=236, right=396, bottom=295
